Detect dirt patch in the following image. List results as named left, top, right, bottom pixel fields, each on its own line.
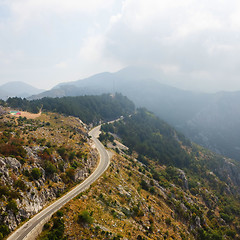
left=17, top=111, right=42, bottom=119
left=9, top=110, right=42, bottom=119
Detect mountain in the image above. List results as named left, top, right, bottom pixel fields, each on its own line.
left=39, top=108, right=240, bottom=240
left=1, top=97, right=240, bottom=239
left=28, top=67, right=240, bottom=161
left=102, top=109, right=240, bottom=187
left=29, top=66, right=165, bottom=100
left=0, top=81, right=44, bottom=99
left=181, top=91, right=240, bottom=159
left=29, top=67, right=212, bottom=126
left=0, top=89, right=9, bottom=100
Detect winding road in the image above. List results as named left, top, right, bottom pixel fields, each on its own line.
left=7, top=125, right=110, bottom=240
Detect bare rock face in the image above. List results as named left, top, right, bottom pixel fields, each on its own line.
left=4, top=212, right=18, bottom=231
left=0, top=154, right=66, bottom=232
left=117, top=185, right=131, bottom=198
left=5, top=157, right=21, bottom=171
left=24, top=146, right=46, bottom=162
left=195, top=216, right=201, bottom=229
left=0, top=139, right=98, bottom=236
left=74, top=169, right=88, bottom=181
left=180, top=203, right=188, bottom=213
left=177, top=169, right=188, bottom=189
left=52, top=173, right=61, bottom=183
left=74, top=149, right=98, bottom=181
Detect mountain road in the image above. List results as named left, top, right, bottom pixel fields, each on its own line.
left=7, top=125, right=110, bottom=240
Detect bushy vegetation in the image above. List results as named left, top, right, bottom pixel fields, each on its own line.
left=0, top=131, right=26, bottom=158
left=0, top=108, right=98, bottom=238
left=31, top=168, right=42, bottom=180
left=40, top=211, right=66, bottom=240
left=100, top=108, right=240, bottom=239
left=6, top=93, right=135, bottom=124
left=6, top=200, right=18, bottom=214
left=78, top=210, right=94, bottom=224
left=102, top=108, right=191, bottom=167
left=1, top=95, right=240, bottom=240
left=0, top=225, right=9, bottom=239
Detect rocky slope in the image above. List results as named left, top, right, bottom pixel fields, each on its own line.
left=38, top=144, right=240, bottom=240
left=0, top=110, right=98, bottom=239
left=39, top=110, right=240, bottom=240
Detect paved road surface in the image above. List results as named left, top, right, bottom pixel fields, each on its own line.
left=7, top=125, right=110, bottom=240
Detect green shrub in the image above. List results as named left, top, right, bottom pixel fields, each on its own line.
left=14, top=179, right=27, bottom=191
left=31, top=168, right=42, bottom=180
left=131, top=204, right=144, bottom=217
left=44, top=161, right=57, bottom=176
left=140, top=179, right=149, bottom=191
left=56, top=210, right=64, bottom=217
left=225, top=229, right=236, bottom=238
left=6, top=200, right=18, bottom=214
left=165, top=217, right=171, bottom=225
left=66, top=168, right=75, bottom=181
left=0, top=225, right=10, bottom=237
left=69, top=152, right=75, bottom=161
left=43, top=223, right=50, bottom=230
left=47, top=217, right=65, bottom=240
left=220, top=212, right=233, bottom=223
left=78, top=210, right=93, bottom=224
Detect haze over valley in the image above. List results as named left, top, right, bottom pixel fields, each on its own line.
left=21, top=66, right=240, bottom=162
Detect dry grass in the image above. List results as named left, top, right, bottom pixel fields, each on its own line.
left=57, top=154, right=189, bottom=240
left=18, top=110, right=42, bottom=119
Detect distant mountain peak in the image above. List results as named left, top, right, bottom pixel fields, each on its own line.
left=0, top=81, right=45, bottom=99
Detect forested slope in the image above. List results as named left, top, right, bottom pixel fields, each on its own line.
left=6, top=93, right=135, bottom=124
left=40, top=108, right=240, bottom=240
left=98, top=109, right=240, bottom=239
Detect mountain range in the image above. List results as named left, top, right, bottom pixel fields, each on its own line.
left=27, top=67, right=240, bottom=161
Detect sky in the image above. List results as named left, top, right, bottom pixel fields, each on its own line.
left=1, top=0, right=240, bottom=92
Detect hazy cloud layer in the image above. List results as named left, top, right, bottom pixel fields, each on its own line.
left=0, top=0, right=240, bottom=92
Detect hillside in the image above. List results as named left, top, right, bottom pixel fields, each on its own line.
left=38, top=109, right=240, bottom=240
left=6, top=93, right=135, bottom=125
left=0, top=95, right=135, bottom=239
left=182, top=91, right=240, bottom=159
left=0, top=110, right=99, bottom=239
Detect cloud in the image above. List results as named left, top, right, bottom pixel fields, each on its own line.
left=0, top=0, right=124, bottom=89
left=54, top=61, right=68, bottom=69
left=9, top=0, right=115, bottom=17
left=1, top=0, right=240, bottom=92
left=78, top=33, right=124, bottom=76
left=79, top=35, right=105, bottom=62
left=5, top=0, right=116, bottom=31
left=99, top=0, right=240, bottom=91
